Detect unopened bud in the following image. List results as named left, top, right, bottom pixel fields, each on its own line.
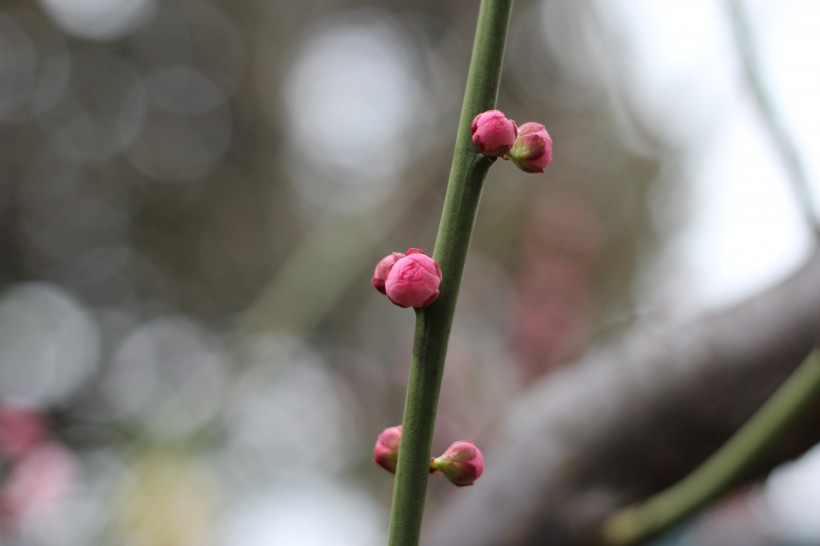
left=509, top=122, right=553, bottom=173
left=372, top=252, right=405, bottom=294
left=373, top=425, right=402, bottom=474
left=471, top=110, right=517, bottom=157
left=385, top=249, right=442, bottom=308
left=430, top=440, right=484, bottom=487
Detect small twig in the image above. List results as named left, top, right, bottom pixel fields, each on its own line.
left=727, top=0, right=820, bottom=235
left=603, top=349, right=820, bottom=545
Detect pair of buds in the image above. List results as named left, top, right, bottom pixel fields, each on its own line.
left=471, top=109, right=553, bottom=173
left=373, top=425, right=484, bottom=487
left=372, top=249, right=442, bottom=309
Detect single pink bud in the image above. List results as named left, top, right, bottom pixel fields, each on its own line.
left=372, top=252, right=405, bottom=294
left=431, top=440, right=484, bottom=487
left=373, top=425, right=402, bottom=474
left=384, top=249, right=442, bottom=308
left=0, top=402, right=48, bottom=458
left=471, top=110, right=517, bottom=157
left=509, top=122, right=553, bottom=173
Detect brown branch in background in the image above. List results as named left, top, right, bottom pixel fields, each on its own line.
left=425, top=246, right=820, bottom=546
left=603, top=348, right=820, bottom=545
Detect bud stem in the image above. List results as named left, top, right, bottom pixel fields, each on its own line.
left=386, top=1, right=513, bottom=545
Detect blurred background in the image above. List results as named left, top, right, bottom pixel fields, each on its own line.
left=0, top=0, right=819, bottom=544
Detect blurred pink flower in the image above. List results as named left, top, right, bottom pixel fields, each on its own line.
left=431, top=440, right=483, bottom=487
left=385, top=249, right=442, bottom=308
left=372, top=252, right=405, bottom=294
left=0, top=402, right=48, bottom=458
left=0, top=442, right=76, bottom=533
left=471, top=110, right=517, bottom=157
left=509, top=122, right=553, bottom=173
left=510, top=194, right=600, bottom=381
left=373, top=425, right=402, bottom=474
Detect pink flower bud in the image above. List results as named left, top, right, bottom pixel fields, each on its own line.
left=372, top=252, right=405, bottom=294
left=373, top=425, right=402, bottom=474
left=384, top=249, right=442, bottom=308
left=471, top=110, right=517, bottom=157
left=430, top=440, right=484, bottom=487
left=509, top=122, right=553, bottom=173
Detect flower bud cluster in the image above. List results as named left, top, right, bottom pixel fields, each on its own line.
left=373, top=425, right=484, bottom=487
left=471, top=110, right=553, bottom=173
left=371, top=248, right=441, bottom=309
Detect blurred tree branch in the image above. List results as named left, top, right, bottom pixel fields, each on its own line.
left=603, top=349, right=820, bottom=545
left=425, top=244, right=820, bottom=545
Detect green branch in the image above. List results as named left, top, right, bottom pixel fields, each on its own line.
left=603, top=349, right=820, bottom=545
left=386, top=1, right=513, bottom=545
